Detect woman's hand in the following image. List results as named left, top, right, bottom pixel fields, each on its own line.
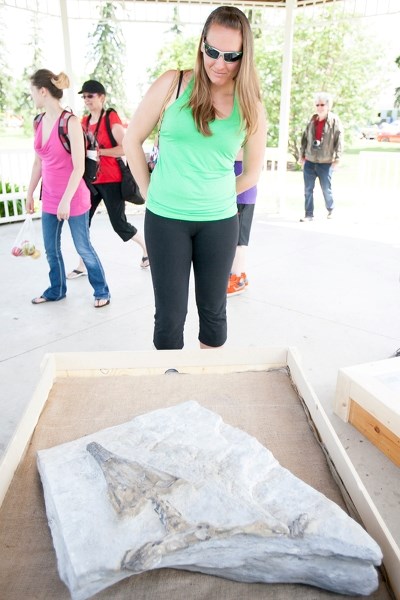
left=57, top=197, right=71, bottom=221
left=25, top=196, right=35, bottom=214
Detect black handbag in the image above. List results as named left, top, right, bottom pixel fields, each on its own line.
left=116, top=157, right=145, bottom=205
left=105, top=109, right=145, bottom=205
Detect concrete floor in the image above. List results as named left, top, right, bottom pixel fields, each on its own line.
left=1, top=202, right=400, bottom=559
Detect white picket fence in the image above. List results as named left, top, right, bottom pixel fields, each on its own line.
left=0, top=148, right=398, bottom=224
left=0, top=149, right=36, bottom=224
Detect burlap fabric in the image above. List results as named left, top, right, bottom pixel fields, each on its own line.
left=0, top=370, right=391, bottom=599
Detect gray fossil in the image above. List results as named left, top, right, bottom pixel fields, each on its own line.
left=37, top=401, right=383, bottom=600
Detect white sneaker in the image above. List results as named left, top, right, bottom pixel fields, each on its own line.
left=300, top=216, right=313, bottom=222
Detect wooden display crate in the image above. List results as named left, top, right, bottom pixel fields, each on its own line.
left=335, top=357, right=400, bottom=468
left=1, top=348, right=399, bottom=599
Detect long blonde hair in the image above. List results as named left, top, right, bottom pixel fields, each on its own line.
left=190, top=6, right=261, bottom=138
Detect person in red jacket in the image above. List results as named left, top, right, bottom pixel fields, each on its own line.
left=67, top=80, right=148, bottom=279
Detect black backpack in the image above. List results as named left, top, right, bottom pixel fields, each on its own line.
left=33, top=109, right=81, bottom=152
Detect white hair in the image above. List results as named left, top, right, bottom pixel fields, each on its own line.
left=314, top=92, right=333, bottom=109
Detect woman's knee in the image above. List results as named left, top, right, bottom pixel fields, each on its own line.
left=110, top=220, right=136, bottom=241
left=198, top=306, right=227, bottom=347
left=153, top=308, right=187, bottom=350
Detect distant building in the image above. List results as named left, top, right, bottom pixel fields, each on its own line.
left=377, top=108, right=399, bottom=124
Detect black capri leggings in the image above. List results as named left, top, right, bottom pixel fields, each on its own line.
left=145, top=209, right=239, bottom=349
left=89, top=182, right=137, bottom=241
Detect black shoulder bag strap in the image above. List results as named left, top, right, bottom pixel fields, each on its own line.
left=104, top=107, right=131, bottom=178
left=104, top=108, right=125, bottom=171
left=176, top=69, right=184, bottom=99
left=104, top=108, right=118, bottom=147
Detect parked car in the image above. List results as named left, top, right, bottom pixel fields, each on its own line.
left=376, top=121, right=400, bottom=142
left=359, top=124, right=378, bottom=140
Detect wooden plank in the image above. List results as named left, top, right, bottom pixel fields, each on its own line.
left=335, top=360, right=400, bottom=437
left=289, top=350, right=400, bottom=600
left=0, top=353, right=56, bottom=507
left=334, top=369, right=352, bottom=421
left=349, top=399, right=400, bottom=468
left=52, top=347, right=290, bottom=378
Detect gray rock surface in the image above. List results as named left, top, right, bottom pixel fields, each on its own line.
left=37, top=401, right=382, bottom=600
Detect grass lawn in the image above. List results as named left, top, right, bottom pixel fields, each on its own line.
left=257, top=139, right=400, bottom=217
left=0, top=129, right=32, bottom=149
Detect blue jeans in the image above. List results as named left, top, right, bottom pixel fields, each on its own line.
left=303, top=160, right=334, bottom=217
left=41, top=211, right=110, bottom=301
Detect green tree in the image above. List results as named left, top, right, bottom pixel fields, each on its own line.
left=169, top=7, right=183, bottom=36
left=0, top=6, right=12, bottom=118
left=86, top=1, right=127, bottom=116
left=147, top=35, right=197, bottom=82
left=394, top=56, right=400, bottom=107
left=12, top=10, right=44, bottom=135
left=256, top=7, right=392, bottom=160
left=245, top=8, right=264, bottom=40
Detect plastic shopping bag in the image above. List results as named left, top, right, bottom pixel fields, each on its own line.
left=11, top=214, right=41, bottom=259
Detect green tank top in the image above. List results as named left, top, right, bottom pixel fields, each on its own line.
left=147, top=78, right=245, bottom=221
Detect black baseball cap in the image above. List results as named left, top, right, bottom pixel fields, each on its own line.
left=78, top=80, right=106, bottom=95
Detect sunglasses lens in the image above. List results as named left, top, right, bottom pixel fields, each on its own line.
left=83, top=94, right=94, bottom=99
left=204, top=43, right=219, bottom=60
left=224, top=52, right=242, bottom=63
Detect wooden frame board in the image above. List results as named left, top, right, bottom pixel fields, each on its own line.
left=335, top=357, right=400, bottom=468
left=1, top=347, right=399, bottom=599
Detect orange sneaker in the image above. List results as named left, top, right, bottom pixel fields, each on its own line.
left=227, top=273, right=246, bottom=297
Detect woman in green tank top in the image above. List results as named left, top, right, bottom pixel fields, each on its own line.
left=124, top=6, right=267, bottom=350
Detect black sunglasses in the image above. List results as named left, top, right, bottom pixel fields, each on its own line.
left=203, top=40, right=242, bottom=63
left=82, top=93, right=97, bottom=99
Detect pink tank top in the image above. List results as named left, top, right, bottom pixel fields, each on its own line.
left=34, top=117, right=90, bottom=216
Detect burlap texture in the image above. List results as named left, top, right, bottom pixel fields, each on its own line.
left=0, top=370, right=391, bottom=599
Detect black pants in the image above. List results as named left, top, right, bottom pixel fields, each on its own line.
left=145, top=209, right=238, bottom=349
left=89, top=182, right=137, bottom=241
left=237, top=203, right=255, bottom=246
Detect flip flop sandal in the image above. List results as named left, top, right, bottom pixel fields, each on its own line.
left=31, top=296, right=49, bottom=304
left=67, top=269, right=87, bottom=279
left=140, top=256, right=150, bottom=269
left=94, top=298, right=111, bottom=308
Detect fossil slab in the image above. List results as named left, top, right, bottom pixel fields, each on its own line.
left=37, top=401, right=382, bottom=600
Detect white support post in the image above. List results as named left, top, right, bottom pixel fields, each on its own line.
left=59, top=0, right=76, bottom=112
left=277, top=0, right=297, bottom=214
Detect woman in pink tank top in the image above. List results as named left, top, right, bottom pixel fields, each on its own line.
left=26, top=69, right=110, bottom=308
